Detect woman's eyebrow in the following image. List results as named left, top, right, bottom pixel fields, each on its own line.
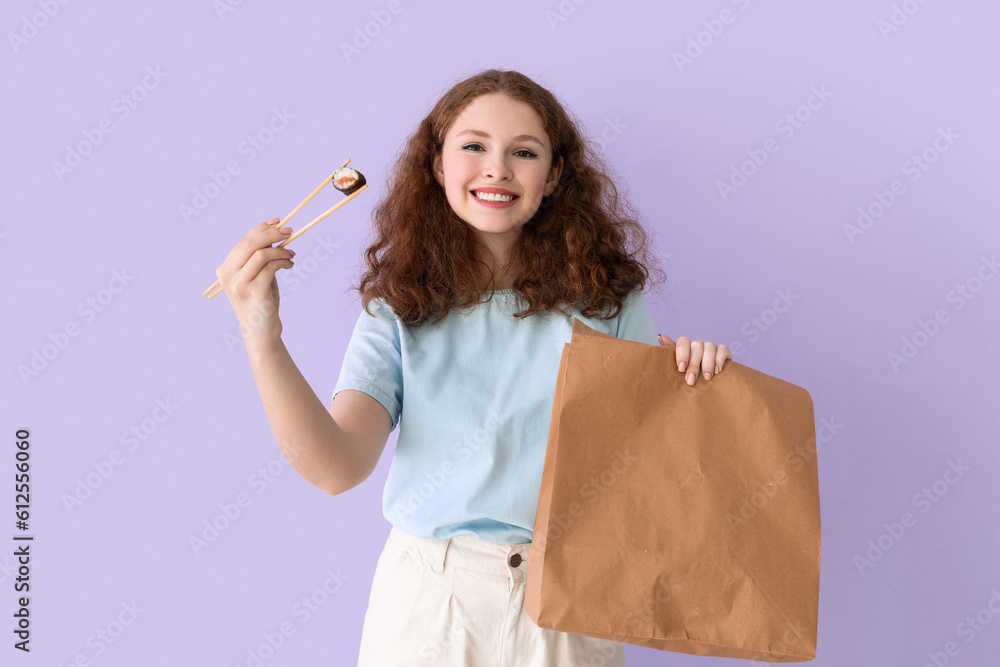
left=456, top=129, right=544, bottom=147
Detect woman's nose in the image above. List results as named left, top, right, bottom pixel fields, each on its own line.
left=483, top=155, right=513, bottom=180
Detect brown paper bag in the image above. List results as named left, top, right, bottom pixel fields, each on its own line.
left=525, top=318, right=821, bottom=662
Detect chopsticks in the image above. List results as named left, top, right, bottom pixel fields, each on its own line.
left=203, top=158, right=367, bottom=300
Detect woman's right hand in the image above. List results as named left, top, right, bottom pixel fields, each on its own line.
left=215, top=218, right=296, bottom=350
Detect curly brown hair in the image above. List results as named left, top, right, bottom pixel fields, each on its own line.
left=349, top=68, right=667, bottom=326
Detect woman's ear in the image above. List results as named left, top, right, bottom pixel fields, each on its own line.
left=545, top=155, right=564, bottom=195
left=432, top=153, right=444, bottom=187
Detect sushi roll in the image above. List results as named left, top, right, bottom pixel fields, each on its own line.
left=332, top=166, right=366, bottom=195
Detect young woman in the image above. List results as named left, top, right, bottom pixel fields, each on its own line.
left=216, top=68, right=731, bottom=666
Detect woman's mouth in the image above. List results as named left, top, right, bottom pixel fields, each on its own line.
left=471, top=190, right=520, bottom=208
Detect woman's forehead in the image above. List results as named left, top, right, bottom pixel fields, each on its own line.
left=448, top=94, right=548, bottom=139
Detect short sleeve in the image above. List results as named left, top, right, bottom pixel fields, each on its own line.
left=332, top=298, right=403, bottom=432
left=613, top=287, right=659, bottom=346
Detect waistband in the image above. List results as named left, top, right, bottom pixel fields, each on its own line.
left=389, top=525, right=531, bottom=582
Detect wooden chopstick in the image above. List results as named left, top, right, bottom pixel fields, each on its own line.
left=206, top=182, right=367, bottom=299
left=203, top=158, right=355, bottom=298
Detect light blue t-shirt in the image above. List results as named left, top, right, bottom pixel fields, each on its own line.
left=332, top=287, right=658, bottom=544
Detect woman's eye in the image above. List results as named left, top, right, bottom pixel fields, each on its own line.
left=461, top=143, right=536, bottom=158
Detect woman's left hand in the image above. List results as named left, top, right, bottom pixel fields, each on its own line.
left=657, top=334, right=732, bottom=386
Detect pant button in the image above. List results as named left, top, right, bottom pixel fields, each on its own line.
left=508, top=553, right=522, bottom=567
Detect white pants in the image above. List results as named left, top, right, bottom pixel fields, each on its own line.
left=357, top=525, right=627, bottom=666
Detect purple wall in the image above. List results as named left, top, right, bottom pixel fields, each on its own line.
left=4, top=0, right=998, bottom=664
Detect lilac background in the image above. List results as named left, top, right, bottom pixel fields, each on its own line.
left=4, top=0, right=999, bottom=664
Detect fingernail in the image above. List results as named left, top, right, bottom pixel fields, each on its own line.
left=704, top=372, right=712, bottom=381
left=715, top=365, right=720, bottom=375
left=686, top=372, right=695, bottom=385
left=281, top=227, right=292, bottom=234
left=289, top=249, right=296, bottom=256
left=678, top=361, right=686, bottom=372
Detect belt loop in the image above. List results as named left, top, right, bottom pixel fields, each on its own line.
left=430, top=536, right=451, bottom=574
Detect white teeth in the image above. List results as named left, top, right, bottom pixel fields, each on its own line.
left=474, top=191, right=515, bottom=202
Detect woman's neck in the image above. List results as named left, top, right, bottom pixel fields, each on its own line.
left=476, top=258, right=514, bottom=292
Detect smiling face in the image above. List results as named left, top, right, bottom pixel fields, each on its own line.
left=433, top=93, right=563, bottom=284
